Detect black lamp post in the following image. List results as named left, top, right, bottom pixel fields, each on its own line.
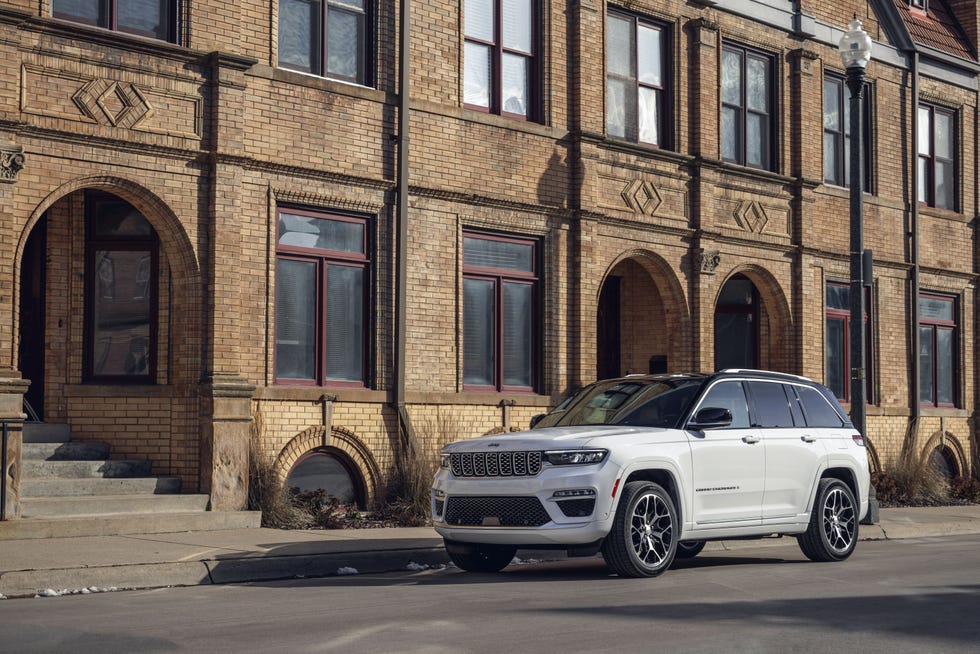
left=839, top=18, right=872, bottom=439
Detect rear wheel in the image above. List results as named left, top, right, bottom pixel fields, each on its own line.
left=675, top=540, right=706, bottom=559
left=444, top=541, right=516, bottom=573
left=797, top=478, right=858, bottom=562
left=601, top=481, right=677, bottom=578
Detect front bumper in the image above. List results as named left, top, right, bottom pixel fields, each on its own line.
left=430, top=462, right=619, bottom=546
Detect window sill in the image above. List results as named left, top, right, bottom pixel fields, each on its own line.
left=918, top=406, right=968, bottom=418
left=256, top=386, right=388, bottom=403
left=252, top=66, right=387, bottom=104
left=917, top=204, right=969, bottom=223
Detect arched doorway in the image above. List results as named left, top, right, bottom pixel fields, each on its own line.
left=597, top=256, right=685, bottom=379
left=714, top=274, right=759, bottom=370
left=19, top=216, right=46, bottom=419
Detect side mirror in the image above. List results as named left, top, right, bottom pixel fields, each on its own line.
left=529, top=413, right=547, bottom=429
left=688, top=407, right=733, bottom=430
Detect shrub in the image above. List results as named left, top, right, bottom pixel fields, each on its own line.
left=950, top=476, right=980, bottom=503
left=872, top=455, right=950, bottom=507
left=247, top=409, right=313, bottom=529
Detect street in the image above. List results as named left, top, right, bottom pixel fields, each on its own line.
left=2, top=535, right=979, bottom=653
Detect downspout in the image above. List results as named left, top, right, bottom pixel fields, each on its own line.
left=395, top=0, right=417, bottom=453
left=909, top=49, right=921, bottom=449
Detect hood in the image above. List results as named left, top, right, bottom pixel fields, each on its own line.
left=442, top=425, right=675, bottom=452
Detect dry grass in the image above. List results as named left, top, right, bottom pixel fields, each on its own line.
left=872, top=453, right=951, bottom=507
left=247, top=409, right=312, bottom=529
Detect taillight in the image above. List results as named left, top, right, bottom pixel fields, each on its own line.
left=852, top=433, right=865, bottom=447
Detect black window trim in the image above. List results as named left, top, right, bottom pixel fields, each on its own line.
left=823, top=73, right=873, bottom=191
left=52, top=0, right=179, bottom=43
left=278, top=0, right=374, bottom=86
left=721, top=41, right=776, bottom=172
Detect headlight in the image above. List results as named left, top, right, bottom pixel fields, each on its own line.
left=440, top=453, right=451, bottom=469
left=543, top=449, right=608, bottom=465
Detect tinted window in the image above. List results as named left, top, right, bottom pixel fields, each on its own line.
left=748, top=381, right=793, bottom=427
left=695, top=381, right=750, bottom=429
left=798, top=386, right=845, bottom=427
left=551, top=379, right=702, bottom=428
left=786, top=385, right=806, bottom=426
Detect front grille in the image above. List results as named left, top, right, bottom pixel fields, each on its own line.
left=445, top=496, right=551, bottom=527
left=557, top=498, right=596, bottom=518
left=450, top=451, right=543, bottom=478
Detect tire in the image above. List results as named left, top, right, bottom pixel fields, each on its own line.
left=444, top=541, right=516, bottom=573
left=601, top=481, right=678, bottom=578
left=675, top=540, right=706, bottom=559
left=797, top=478, right=859, bottom=562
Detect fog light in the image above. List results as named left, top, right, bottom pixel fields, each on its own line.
left=552, top=489, right=596, bottom=499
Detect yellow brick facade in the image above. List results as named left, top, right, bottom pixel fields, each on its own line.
left=1, top=0, right=978, bottom=514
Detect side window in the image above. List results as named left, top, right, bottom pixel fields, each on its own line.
left=797, top=386, right=845, bottom=427
left=786, top=385, right=806, bottom=426
left=696, top=381, right=750, bottom=429
left=747, top=381, right=793, bottom=428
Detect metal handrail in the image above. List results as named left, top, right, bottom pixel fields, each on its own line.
left=23, top=398, right=39, bottom=423
left=1, top=418, right=11, bottom=521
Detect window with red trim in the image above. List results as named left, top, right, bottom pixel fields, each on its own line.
left=824, top=281, right=873, bottom=403
left=919, top=293, right=957, bottom=407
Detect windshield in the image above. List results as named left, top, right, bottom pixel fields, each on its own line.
left=547, top=378, right=704, bottom=429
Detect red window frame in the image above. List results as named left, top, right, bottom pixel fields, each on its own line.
left=825, top=281, right=873, bottom=404
left=919, top=293, right=957, bottom=408
left=462, top=231, right=539, bottom=393
left=274, top=207, right=370, bottom=389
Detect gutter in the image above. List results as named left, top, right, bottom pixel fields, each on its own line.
left=910, top=50, right=920, bottom=429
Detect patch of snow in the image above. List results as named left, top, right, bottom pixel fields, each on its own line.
left=405, top=562, right=429, bottom=571
left=512, top=557, right=541, bottom=565
left=336, top=566, right=359, bottom=575
left=35, top=586, right=119, bottom=598
left=0, top=593, right=6, bottom=600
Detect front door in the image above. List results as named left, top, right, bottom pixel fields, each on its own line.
left=19, top=216, right=46, bottom=419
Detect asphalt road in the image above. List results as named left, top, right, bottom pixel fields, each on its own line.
left=2, top=535, right=979, bottom=653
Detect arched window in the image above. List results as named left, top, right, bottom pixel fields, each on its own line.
left=928, top=446, right=959, bottom=480
left=286, top=449, right=365, bottom=508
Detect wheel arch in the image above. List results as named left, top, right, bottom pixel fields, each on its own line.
left=622, top=466, right=684, bottom=525
left=820, top=466, right=859, bottom=505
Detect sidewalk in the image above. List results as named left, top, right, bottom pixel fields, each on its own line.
left=2, top=505, right=980, bottom=599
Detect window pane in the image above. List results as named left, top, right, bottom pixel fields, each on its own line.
left=326, top=7, right=362, bottom=80
left=746, top=56, right=768, bottom=112
left=715, top=312, right=755, bottom=370
left=721, top=106, right=738, bottom=160
left=826, top=284, right=849, bottom=310
left=746, top=112, right=767, bottom=168
left=698, top=381, right=750, bottom=429
left=637, top=24, right=662, bottom=86
left=91, top=250, right=152, bottom=377
left=279, top=212, right=364, bottom=253
left=917, top=156, right=928, bottom=203
left=936, top=161, right=954, bottom=210
left=919, top=326, right=934, bottom=404
left=823, top=80, right=840, bottom=131
left=919, top=297, right=953, bottom=321
left=280, top=0, right=321, bottom=73
left=719, top=277, right=754, bottom=305
left=501, top=53, right=528, bottom=116
left=287, top=454, right=357, bottom=504
left=748, top=381, right=793, bottom=428
left=606, top=14, right=633, bottom=77
left=118, top=0, right=170, bottom=39
left=464, top=236, right=533, bottom=271
left=824, top=133, right=840, bottom=184
left=52, top=0, right=101, bottom=24
left=95, top=202, right=153, bottom=237
left=606, top=78, right=630, bottom=139
left=503, top=282, right=532, bottom=387
left=464, top=278, right=495, bottom=386
left=465, top=0, right=494, bottom=41
left=721, top=49, right=742, bottom=105
left=917, top=106, right=931, bottom=155
left=502, top=0, right=532, bottom=52
left=276, top=259, right=317, bottom=380
left=826, top=317, right=845, bottom=399
left=798, top=385, right=844, bottom=427
left=935, top=111, right=952, bottom=159
left=464, top=42, right=491, bottom=108
left=638, top=87, right=659, bottom=145
left=325, top=265, right=363, bottom=382
left=937, top=328, right=954, bottom=404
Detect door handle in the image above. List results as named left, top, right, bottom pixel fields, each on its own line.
left=742, top=435, right=760, bottom=444
left=801, top=434, right=817, bottom=443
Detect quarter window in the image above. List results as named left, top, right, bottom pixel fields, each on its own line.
left=275, top=208, right=369, bottom=387
left=917, top=104, right=956, bottom=210
left=279, top=0, right=371, bottom=84
left=825, top=282, right=873, bottom=403
left=463, top=0, right=537, bottom=119
left=606, top=10, right=669, bottom=147
left=722, top=44, right=774, bottom=170
left=919, top=294, right=956, bottom=407
left=823, top=75, right=872, bottom=189
left=463, top=232, right=538, bottom=392
left=796, top=386, right=845, bottom=428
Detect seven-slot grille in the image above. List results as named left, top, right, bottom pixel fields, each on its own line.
left=444, top=496, right=551, bottom=527
left=450, top=451, right=543, bottom=477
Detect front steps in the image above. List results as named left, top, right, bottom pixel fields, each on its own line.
left=0, top=423, right=260, bottom=540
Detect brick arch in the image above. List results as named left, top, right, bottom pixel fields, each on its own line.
left=276, top=426, right=382, bottom=507
left=920, top=431, right=968, bottom=478
left=13, top=176, right=201, bottom=380
left=597, top=249, right=692, bottom=371
left=713, top=264, right=794, bottom=373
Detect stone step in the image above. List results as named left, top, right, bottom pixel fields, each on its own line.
left=22, top=459, right=152, bottom=479
left=21, top=476, right=182, bottom=497
left=22, top=423, right=71, bottom=443
left=22, top=441, right=111, bottom=461
left=0, top=511, right=262, bottom=540
left=21, top=494, right=211, bottom=518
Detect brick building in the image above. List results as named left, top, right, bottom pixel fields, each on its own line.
left=1, top=0, right=978, bottom=522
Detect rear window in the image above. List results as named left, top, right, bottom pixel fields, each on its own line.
left=797, top=385, right=845, bottom=427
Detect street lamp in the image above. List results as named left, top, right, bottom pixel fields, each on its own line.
left=838, top=18, right=872, bottom=440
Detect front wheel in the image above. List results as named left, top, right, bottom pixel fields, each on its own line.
left=601, top=481, right=678, bottom=578
left=797, top=478, right=859, bottom=562
left=444, top=541, right=516, bottom=573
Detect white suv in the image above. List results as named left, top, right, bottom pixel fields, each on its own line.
left=431, top=370, right=870, bottom=578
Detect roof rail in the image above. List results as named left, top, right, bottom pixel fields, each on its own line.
left=718, top=368, right=811, bottom=382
